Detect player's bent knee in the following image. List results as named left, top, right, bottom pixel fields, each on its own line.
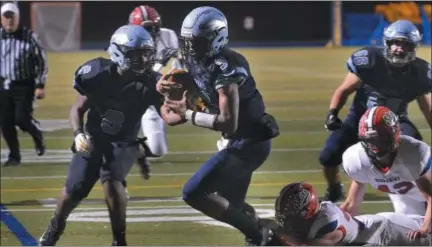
left=319, top=148, right=342, bottom=167
left=65, top=182, right=93, bottom=201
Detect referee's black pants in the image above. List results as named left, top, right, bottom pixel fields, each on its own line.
left=0, top=80, right=43, bottom=160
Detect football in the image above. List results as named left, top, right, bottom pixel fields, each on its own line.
left=163, top=69, right=197, bottom=101
left=162, top=69, right=208, bottom=112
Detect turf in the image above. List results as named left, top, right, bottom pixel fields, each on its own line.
left=0, top=47, right=430, bottom=246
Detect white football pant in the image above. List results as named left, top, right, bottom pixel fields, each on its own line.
left=140, top=105, right=168, bottom=157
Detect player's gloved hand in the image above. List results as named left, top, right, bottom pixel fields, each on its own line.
left=74, top=132, right=92, bottom=153
left=216, top=136, right=230, bottom=151
left=325, top=109, right=343, bottom=131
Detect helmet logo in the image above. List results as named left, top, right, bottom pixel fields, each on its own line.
left=382, top=111, right=397, bottom=128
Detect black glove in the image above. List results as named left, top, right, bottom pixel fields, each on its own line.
left=325, top=108, right=343, bottom=131
left=158, top=48, right=179, bottom=66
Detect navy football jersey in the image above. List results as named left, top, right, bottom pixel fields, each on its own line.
left=73, top=57, right=162, bottom=142
left=185, top=47, right=266, bottom=138
left=346, top=46, right=431, bottom=122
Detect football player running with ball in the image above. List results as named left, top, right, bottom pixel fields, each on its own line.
left=38, top=25, right=163, bottom=246
left=156, top=7, right=279, bottom=245
left=319, top=20, right=431, bottom=202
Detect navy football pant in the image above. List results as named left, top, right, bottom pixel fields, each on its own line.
left=319, top=117, right=422, bottom=167
left=183, top=139, right=271, bottom=208
left=65, top=142, right=139, bottom=200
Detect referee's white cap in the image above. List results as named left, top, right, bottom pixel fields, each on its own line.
left=1, top=2, right=20, bottom=17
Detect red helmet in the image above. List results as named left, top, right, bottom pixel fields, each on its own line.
left=275, top=182, right=319, bottom=229
left=358, top=106, right=400, bottom=171
left=128, top=5, right=162, bottom=37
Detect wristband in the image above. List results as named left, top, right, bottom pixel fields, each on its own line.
left=185, top=109, right=217, bottom=129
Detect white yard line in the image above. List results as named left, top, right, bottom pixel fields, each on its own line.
left=1, top=169, right=322, bottom=180
left=1, top=147, right=323, bottom=164
left=1, top=201, right=392, bottom=212
left=15, top=126, right=431, bottom=139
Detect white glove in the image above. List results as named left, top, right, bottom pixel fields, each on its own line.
left=74, top=133, right=92, bottom=153
left=216, top=137, right=230, bottom=151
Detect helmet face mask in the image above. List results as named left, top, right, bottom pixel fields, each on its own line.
left=384, top=38, right=417, bottom=66
left=123, top=47, right=155, bottom=74
left=360, top=133, right=397, bottom=165
left=358, top=106, right=401, bottom=172
left=180, top=36, right=211, bottom=62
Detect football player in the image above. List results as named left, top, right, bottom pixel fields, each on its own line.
left=341, top=106, right=431, bottom=239
left=38, top=25, right=162, bottom=246
left=262, top=182, right=431, bottom=246
left=129, top=4, right=185, bottom=159
left=156, top=7, right=279, bottom=245
left=319, top=20, right=431, bottom=202
left=121, top=5, right=186, bottom=197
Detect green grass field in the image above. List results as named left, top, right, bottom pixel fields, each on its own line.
left=1, top=47, right=431, bottom=246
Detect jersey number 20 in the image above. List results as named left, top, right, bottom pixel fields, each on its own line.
left=377, top=181, right=415, bottom=195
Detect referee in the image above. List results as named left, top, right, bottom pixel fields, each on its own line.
left=0, top=2, right=47, bottom=166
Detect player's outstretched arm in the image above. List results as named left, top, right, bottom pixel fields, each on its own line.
left=412, top=168, right=432, bottom=237
left=329, top=72, right=362, bottom=112
left=416, top=92, right=432, bottom=129
left=69, top=94, right=90, bottom=135
left=340, top=180, right=365, bottom=216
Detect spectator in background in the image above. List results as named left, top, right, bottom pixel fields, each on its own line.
left=0, top=2, right=47, bottom=166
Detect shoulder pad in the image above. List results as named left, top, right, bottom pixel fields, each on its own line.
left=346, top=46, right=379, bottom=77
left=213, top=49, right=249, bottom=90
left=341, top=145, right=364, bottom=182
left=72, top=57, right=112, bottom=95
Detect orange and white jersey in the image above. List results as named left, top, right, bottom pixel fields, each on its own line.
left=342, top=135, right=431, bottom=215
left=308, top=201, right=361, bottom=244
left=153, top=28, right=183, bottom=72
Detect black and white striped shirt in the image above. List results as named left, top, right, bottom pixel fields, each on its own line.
left=0, top=26, right=48, bottom=89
